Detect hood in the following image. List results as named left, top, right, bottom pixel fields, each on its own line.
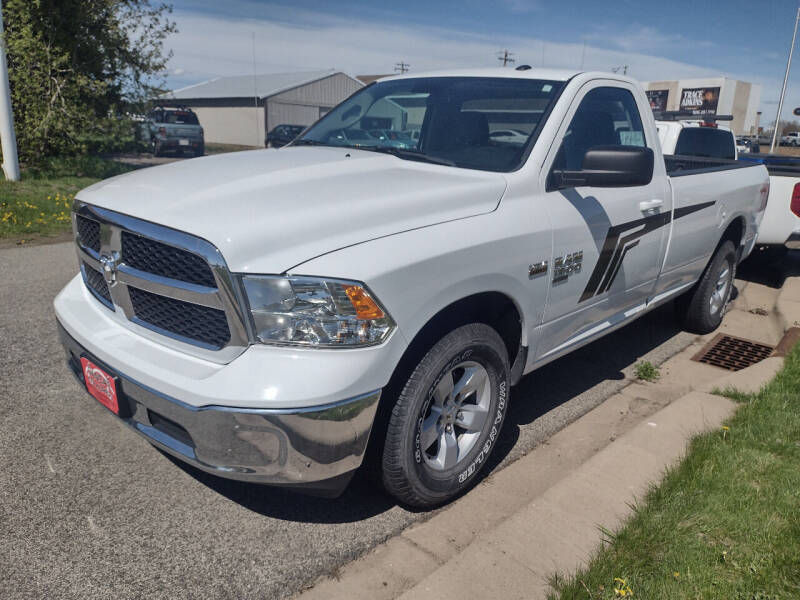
left=77, top=147, right=507, bottom=273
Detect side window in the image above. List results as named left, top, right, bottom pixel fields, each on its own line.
left=553, top=86, right=646, bottom=171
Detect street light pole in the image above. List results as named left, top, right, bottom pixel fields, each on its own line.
left=770, top=6, right=800, bottom=154
left=0, top=0, right=20, bottom=181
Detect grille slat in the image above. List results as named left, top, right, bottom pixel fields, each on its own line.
left=77, top=216, right=101, bottom=252
left=83, top=263, right=113, bottom=306
left=121, top=231, right=216, bottom=287
left=129, top=287, right=230, bottom=348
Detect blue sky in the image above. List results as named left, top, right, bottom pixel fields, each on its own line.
left=165, top=0, right=800, bottom=124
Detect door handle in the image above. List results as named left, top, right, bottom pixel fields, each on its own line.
left=639, top=199, right=663, bottom=212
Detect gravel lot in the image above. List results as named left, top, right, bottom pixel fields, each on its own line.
left=0, top=240, right=697, bottom=599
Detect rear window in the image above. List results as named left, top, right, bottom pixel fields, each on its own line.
left=674, top=127, right=735, bottom=160
left=162, top=111, right=199, bottom=125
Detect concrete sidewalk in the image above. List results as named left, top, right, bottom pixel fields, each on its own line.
left=295, top=272, right=800, bottom=600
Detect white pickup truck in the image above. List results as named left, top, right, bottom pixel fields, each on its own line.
left=55, top=68, right=769, bottom=508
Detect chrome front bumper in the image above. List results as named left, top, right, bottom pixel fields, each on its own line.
left=57, top=321, right=381, bottom=497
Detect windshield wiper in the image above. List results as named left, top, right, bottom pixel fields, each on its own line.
left=364, top=146, right=456, bottom=167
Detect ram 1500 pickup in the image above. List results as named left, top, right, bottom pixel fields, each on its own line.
left=55, top=69, right=769, bottom=508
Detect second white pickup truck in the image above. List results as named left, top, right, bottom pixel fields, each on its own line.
left=55, top=68, right=769, bottom=508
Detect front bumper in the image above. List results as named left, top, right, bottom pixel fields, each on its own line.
left=57, top=321, right=381, bottom=496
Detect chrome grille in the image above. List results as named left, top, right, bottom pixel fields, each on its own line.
left=76, top=215, right=101, bottom=252
left=121, top=231, right=216, bottom=287
left=82, top=262, right=113, bottom=307
left=72, top=202, right=249, bottom=363
left=129, top=287, right=230, bottom=348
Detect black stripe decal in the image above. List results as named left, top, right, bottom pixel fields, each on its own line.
left=579, top=200, right=715, bottom=303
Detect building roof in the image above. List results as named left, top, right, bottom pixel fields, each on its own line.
left=356, top=74, right=392, bottom=85
left=165, top=70, right=361, bottom=100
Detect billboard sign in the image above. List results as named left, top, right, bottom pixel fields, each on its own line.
left=645, top=89, right=669, bottom=112
left=679, top=87, right=720, bottom=115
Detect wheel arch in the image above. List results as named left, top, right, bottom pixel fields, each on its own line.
left=363, top=290, right=526, bottom=479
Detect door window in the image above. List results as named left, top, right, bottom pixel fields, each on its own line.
left=552, top=86, right=647, bottom=171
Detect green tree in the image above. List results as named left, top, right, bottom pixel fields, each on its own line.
left=3, top=0, right=176, bottom=164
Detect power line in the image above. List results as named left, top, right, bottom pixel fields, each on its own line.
left=394, top=61, right=410, bottom=74
left=497, top=49, right=515, bottom=67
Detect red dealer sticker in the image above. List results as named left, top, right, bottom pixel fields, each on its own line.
left=80, top=357, right=119, bottom=414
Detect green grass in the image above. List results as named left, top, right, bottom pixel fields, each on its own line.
left=0, top=157, right=135, bottom=239
left=634, top=361, right=660, bottom=382
left=549, top=348, right=800, bottom=599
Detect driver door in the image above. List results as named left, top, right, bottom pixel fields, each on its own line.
left=534, top=82, right=671, bottom=362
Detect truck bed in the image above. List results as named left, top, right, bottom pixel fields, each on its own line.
left=664, top=154, right=758, bottom=177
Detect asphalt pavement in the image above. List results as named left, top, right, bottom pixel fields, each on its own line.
left=0, top=240, right=696, bottom=599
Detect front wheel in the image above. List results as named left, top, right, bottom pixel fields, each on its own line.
left=381, top=323, right=510, bottom=508
left=677, top=240, right=737, bottom=334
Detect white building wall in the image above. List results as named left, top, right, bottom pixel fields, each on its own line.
left=641, top=77, right=761, bottom=134
left=191, top=105, right=263, bottom=146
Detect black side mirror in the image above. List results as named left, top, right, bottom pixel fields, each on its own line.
left=551, top=145, right=654, bottom=189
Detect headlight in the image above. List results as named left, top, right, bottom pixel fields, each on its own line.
left=240, top=275, right=395, bottom=348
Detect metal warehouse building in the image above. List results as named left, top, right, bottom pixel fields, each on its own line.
left=640, top=77, right=762, bottom=135
left=161, top=70, right=363, bottom=146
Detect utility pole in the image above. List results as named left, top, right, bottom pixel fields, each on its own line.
left=611, top=65, right=628, bottom=75
left=0, top=0, right=20, bottom=181
left=497, top=49, right=515, bottom=67
left=770, top=6, right=800, bottom=154
left=252, top=32, right=260, bottom=147
left=394, top=61, right=409, bottom=74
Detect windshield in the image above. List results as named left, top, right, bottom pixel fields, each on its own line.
left=297, top=76, right=565, bottom=172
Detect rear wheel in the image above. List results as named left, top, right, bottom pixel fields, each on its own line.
left=677, top=240, right=737, bottom=334
left=381, top=323, right=510, bottom=508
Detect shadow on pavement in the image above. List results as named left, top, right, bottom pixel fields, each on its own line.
left=160, top=450, right=398, bottom=523
left=486, top=301, right=683, bottom=475
left=737, top=248, right=800, bottom=288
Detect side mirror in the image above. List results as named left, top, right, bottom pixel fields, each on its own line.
left=551, top=145, right=654, bottom=189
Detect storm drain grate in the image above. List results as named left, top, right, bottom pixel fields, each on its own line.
left=692, top=334, right=774, bottom=372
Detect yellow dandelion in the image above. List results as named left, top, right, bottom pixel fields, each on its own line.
left=673, top=571, right=679, bottom=578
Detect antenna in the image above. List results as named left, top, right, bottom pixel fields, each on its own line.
left=252, top=32, right=260, bottom=146
left=394, top=61, right=410, bottom=74
left=497, top=49, right=515, bottom=67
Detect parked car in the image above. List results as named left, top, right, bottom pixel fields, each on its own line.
left=368, top=129, right=415, bottom=149
left=145, top=106, right=204, bottom=157
left=781, top=132, right=800, bottom=147
left=57, top=69, right=768, bottom=509
left=737, top=153, right=800, bottom=247
left=736, top=137, right=760, bottom=154
left=266, top=124, right=304, bottom=148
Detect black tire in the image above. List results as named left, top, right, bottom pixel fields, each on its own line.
left=195, top=144, right=204, bottom=157
left=381, top=323, right=510, bottom=508
left=677, top=240, right=737, bottom=334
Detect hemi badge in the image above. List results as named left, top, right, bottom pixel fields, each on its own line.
left=528, top=261, right=548, bottom=278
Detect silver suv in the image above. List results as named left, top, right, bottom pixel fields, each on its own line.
left=145, top=106, right=205, bottom=157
